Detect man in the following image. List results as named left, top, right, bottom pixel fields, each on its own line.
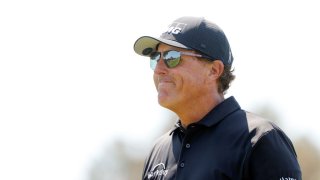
left=133, top=16, right=301, bottom=180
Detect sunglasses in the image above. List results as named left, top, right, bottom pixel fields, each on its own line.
left=149, top=50, right=213, bottom=70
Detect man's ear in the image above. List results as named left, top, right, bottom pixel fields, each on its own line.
left=209, top=60, right=224, bottom=80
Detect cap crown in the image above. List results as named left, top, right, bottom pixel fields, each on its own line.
left=160, top=16, right=233, bottom=65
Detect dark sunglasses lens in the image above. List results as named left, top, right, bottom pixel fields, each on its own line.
left=150, top=52, right=160, bottom=70
left=150, top=52, right=160, bottom=61
left=164, top=51, right=181, bottom=68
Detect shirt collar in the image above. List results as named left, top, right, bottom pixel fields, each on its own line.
left=198, top=96, right=240, bottom=127
left=170, top=96, right=240, bottom=135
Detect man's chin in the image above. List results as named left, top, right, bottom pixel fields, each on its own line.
left=158, top=96, right=172, bottom=108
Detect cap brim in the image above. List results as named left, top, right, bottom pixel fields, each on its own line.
left=133, top=36, right=190, bottom=56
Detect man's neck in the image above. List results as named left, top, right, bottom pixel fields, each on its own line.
left=174, top=94, right=225, bottom=128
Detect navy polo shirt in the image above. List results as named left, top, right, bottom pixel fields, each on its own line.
left=142, top=96, right=301, bottom=180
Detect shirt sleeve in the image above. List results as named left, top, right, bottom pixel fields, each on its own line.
left=245, top=129, right=302, bottom=180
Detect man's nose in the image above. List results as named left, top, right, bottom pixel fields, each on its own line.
left=153, top=58, right=168, bottom=74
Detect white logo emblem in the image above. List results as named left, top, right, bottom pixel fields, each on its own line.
left=166, top=22, right=187, bottom=34
left=279, top=177, right=297, bottom=180
left=147, top=163, right=169, bottom=179
left=228, top=49, right=232, bottom=64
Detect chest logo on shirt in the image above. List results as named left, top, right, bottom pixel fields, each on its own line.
left=280, top=177, right=296, bottom=180
left=147, top=163, right=168, bottom=179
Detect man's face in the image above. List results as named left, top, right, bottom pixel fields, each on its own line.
left=153, top=44, right=214, bottom=111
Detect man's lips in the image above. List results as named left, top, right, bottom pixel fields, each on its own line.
left=158, top=76, right=174, bottom=84
left=157, top=76, right=175, bottom=90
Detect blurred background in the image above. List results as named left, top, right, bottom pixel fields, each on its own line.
left=0, top=0, right=319, bottom=179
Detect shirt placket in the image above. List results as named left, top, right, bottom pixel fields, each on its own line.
left=175, top=124, right=198, bottom=180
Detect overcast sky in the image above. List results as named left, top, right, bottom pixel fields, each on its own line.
left=1, top=0, right=320, bottom=180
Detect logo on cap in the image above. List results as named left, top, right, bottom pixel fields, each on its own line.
left=166, top=22, right=187, bottom=35
left=228, top=49, right=232, bottom=64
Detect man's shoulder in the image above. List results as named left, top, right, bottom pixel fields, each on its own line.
left=245, top=111, right=275, bottom=146
left=242, top=112, right=302, bottom=179
left=149, top=130, right=174, bottom=152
